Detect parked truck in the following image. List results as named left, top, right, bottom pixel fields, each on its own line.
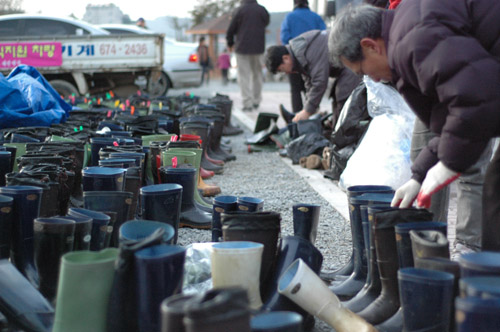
left=0, top=15, right=165, bottom=97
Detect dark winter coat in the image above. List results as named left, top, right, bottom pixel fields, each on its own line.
left=383, top=0, right=500, bottom=183
left=226, top=0, right=270, bottom=55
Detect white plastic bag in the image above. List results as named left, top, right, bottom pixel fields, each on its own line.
left=182, top=242, right=214, bottom=294
left=339, top=77, right=415, bottom=190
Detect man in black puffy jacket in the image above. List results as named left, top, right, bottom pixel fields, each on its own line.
left=226, top=0, right=269, bottom=112
left=329, top=1, right=500, bottom=251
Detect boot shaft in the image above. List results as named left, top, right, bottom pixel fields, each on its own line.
left=292, top=203, right=320, bottom=244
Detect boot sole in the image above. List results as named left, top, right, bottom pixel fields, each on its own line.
left=179, top=222, right=212, bottom=229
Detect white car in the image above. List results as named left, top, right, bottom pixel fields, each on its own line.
left=0, top=14, right=110, bottom=37
left=99, top=24, right=201, bottom=95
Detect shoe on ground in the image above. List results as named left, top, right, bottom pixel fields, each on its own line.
left=242, top=106, right=253, bottom=112
left=253, top=103, right=259, bottom=109
left=450, top=241, right=478, bottom=261
left=279, top=104, right=294, bottom=124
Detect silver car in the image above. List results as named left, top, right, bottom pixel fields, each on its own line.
left=99, top=24, right=201, bottom=95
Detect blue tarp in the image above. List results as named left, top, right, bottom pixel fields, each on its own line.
left=0, top=65, right=71, bottom=129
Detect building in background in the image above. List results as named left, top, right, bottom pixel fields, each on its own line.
left=83, top=4, right=124, bottom=25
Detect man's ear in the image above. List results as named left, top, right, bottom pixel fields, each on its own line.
left=360, top=38, right=380, bottom=54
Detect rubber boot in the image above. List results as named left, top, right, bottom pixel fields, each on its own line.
left=343, top=205, right=392, bottom=314
left=184, top=288, right=251, bottom=332
left=0, top=151, right=11, bottom=186
left=221, top=211, right=281, bottom=297
left=211, top=241, right=264, bottom=310
left=67, top=208, right=110, bottom=251
left=166, top=147, right=220, bottom=199
left=262, top=236, right=323, bottom=332
left=83, top=191, right=133, bottom=247
left=398, top=268, right=454, bottom=332
left=135, top=244, right=187, bottom=332
left=0, top=260, right=54, bottom=332
left=58, top=213, right=92, bottom=251
left=237, top=196, right=264, bottom=212
left=2, top=145, right=17, bottom=174
left=250, top=311, right=303, bottom=332
left=410, top=229, right=450, bottom=261
left=33, top=217, right=75, bottom=302
left=162, top=149, right=212, bottom=210
left=212, top=195, right=238, bottom=242
left=183, top=288, right=251, bottom=332
left=208, top=94, right=243, bottom=136
left=458, top=251, right=500, bottom=278
left=123, top=166, right=142, bottom=220
left=160, top=167, right=212, bottom=229
left=206, top=115, right=236, bottom=162
left=357, top=208, right=433, bottom=325
left=89, top=137, right=121, bottom=166
left=415, top=257, right=460, bottom=332
left=141, top=134, right=176, bottom=185
left=0, top=195, right=13, bottom=259
left=330, top=193, right=394, bottom=301
left=320, top=185, right=394, bottom=283
left=396, top=222, right=447, bottom=268
left=107, top=151, right=146, bottom=187
left=292, top=203, right=320, bottom=244
left=107, top=226, right=167, bottom=332
left=2, top=142, right=26, bottom=172
left=376, top=222, right=447, bottom=332
left=140, top=184, right=182, bottom=243
left=0, top=185, right=43, bottom=286
left=101, top=211, right=117, bottom=248
left=119, top=220, right=175, bottom=244
left=455, top=297, right=500, bottom=332
left=278, top=258, right=377, bottom=332
left=160, top=293, right=196, bottom=332
left=5, top=172, right=56, bottom=218
left=180, top=123, right=224, bottom=174
left=53, top=248, right=118, bottom=332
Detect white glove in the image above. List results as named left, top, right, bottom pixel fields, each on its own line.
left=417, top=161, right=460, bottom=209
left=391, top=179, right=421, bottom=208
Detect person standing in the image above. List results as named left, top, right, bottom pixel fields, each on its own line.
left=197, top=36, right=210, bottom=85
left=226, top=0, right=270, bottom=112
left=280, top=0, right=326, bottom=114
left=217, top=48, right=231, bottom=85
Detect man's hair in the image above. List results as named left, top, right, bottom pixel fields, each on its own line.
left=328, top=4, right=383, bottom=67
left=294, top=0, right=309, bottom=8
left=199, top=36, right=205, bottom=43
left=265, top=45, right=289, bottom=74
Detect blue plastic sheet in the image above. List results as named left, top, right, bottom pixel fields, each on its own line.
left=0, top=65, right=71, bottom=129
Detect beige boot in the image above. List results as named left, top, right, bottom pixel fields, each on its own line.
left=278, top=259, right=377, bottom=332
left=211, top=241, right=264, bottom=310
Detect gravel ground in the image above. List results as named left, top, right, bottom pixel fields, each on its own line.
left=177, top=115, right=351, bottom=332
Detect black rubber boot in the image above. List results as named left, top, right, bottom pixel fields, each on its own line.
left=184, top=288, right=251, bottom=332
left=34, top=217, right=76, bottom=302
left=83, top=191, right=133, bottom=247
left=292, top=203, right=320, bottom=244
left=410, top=230, right=450, bottom=260
left=0, top=195, right=13, bottom=259
left=107, top=227, right=165, bottom=332
left=0, top=185, right=43, bottom=287
left=161, top=293, right=196, bottom=332
left=160, top=167, right=211, bottom=229
left=357, top=208, right=433, bottom=325
left=221, top=211, right=281, bottom=297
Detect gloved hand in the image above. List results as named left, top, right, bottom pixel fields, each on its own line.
left=391, top=179, right=421, bottom=208
left=417, top=161, right=460, bottom=209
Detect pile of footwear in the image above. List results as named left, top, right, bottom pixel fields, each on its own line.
left=320, top=185, right=500, bottom=332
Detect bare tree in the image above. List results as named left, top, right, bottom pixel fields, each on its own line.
left=0, top=0, right=24, bottom=15
left=190, top=0, right=239, bottom=26
left=171, top=17, right=190, bottom=41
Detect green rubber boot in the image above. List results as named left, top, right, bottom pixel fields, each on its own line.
left=142, top=134, right=176, bottom=185
left=53, top=248, right=118, bottom=332
left=162, top=149, right=212, bottom=209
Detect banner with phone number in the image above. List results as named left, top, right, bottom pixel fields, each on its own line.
left=0, top=42, right=63, bottom=68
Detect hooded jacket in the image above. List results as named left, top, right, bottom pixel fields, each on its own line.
left=226, top=0, right=270, bottom=55
left=383, top=0, right=500, bottom=183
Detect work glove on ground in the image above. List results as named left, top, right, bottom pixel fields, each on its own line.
left=417, top=161, right=460, bottom=209
left=391, top=179, right=421, bottom=208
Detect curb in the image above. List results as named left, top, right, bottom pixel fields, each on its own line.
left=231, top=107, right=349, bottom=221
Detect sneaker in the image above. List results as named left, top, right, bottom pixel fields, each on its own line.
left=450, top=241, right=478, bottom=261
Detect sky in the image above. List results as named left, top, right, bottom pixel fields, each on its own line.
left=21, top=0, right=294, bottom=21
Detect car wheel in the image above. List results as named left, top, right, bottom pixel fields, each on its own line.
left=147, top=71, right=170, bottom=97
left=49, top=80, right=79, bottom=97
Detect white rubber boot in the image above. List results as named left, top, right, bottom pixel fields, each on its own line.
left=278, top=258, right=377, bottom=332
left=211, top=241, right=264, bottom=310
